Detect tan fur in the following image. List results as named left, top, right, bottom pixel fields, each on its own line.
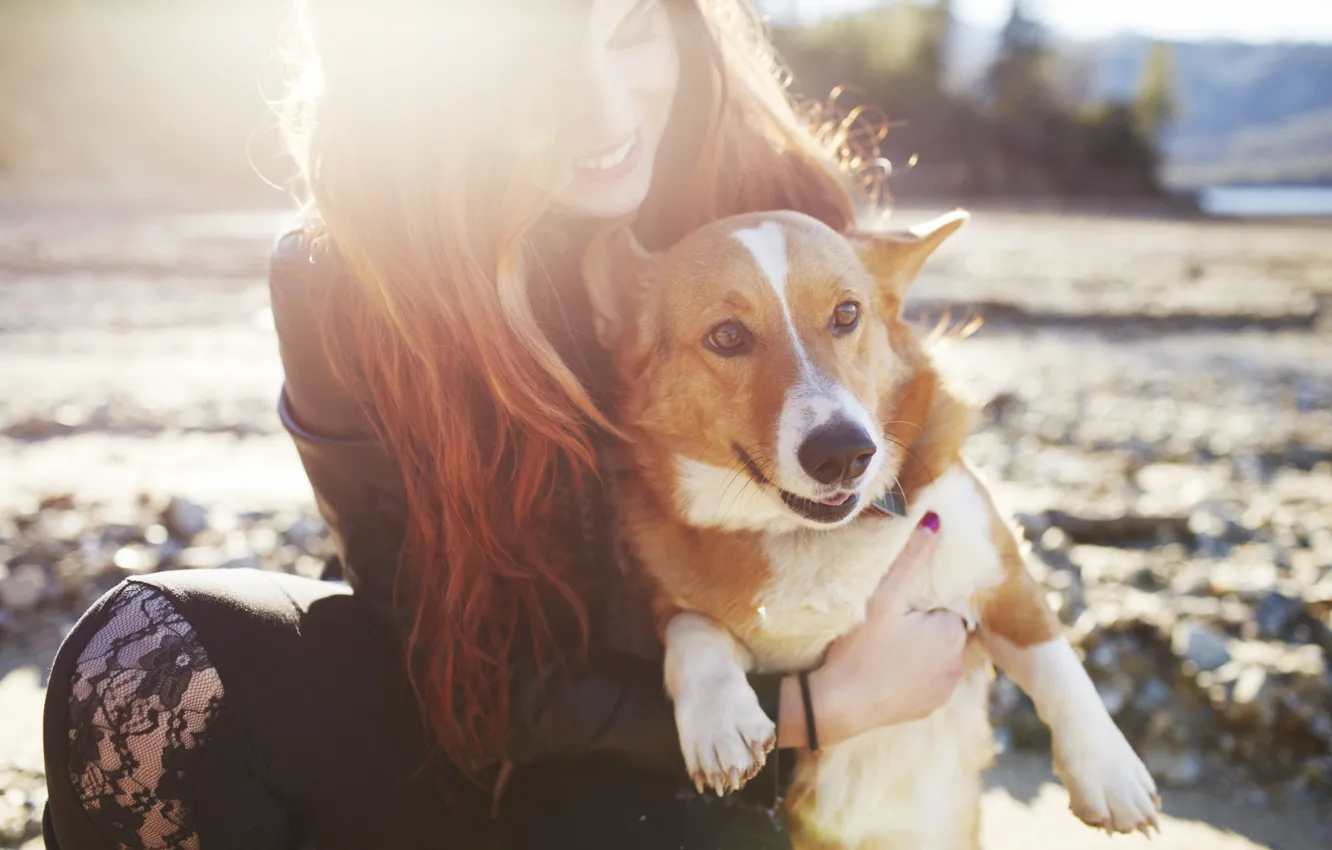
left=978, top=494, right=1065, bottom=649
left=585, top=210, right=1158, bottom=847
left=613, top=473, right=772, bottom=635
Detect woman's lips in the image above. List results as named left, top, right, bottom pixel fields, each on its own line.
left=570, top=130, right=641, bottom=182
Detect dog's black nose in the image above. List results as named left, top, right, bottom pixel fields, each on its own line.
left=798, top=422, right=877, bottom=485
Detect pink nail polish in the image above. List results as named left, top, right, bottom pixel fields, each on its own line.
left=919, top=511, right=940, bottom=533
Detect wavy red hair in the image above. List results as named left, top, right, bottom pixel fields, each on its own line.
left=281, top=0, right=880, bottom=779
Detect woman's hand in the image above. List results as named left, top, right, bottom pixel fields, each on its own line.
left=777, top=512, right=969, bottom=749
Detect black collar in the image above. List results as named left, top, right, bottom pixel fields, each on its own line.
left=863, top=487, right=909, bottom=519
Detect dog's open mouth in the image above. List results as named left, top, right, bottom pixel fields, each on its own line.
left=780, top=490, right=861, bottom=524
left=734, top=446, right=861, bottom=525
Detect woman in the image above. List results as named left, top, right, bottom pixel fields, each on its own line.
left=41, top=1, right=970, bottom=848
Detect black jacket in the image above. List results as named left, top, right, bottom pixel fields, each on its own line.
left=267, top=225, right=792, bottom=811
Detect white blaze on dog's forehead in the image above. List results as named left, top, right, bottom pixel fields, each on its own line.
left=732, top=221, right=788, bottom=298
left=732, top=219, right=814, bottom=378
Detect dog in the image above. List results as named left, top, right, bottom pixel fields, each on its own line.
left=581, top=209, right=1160, bottom=849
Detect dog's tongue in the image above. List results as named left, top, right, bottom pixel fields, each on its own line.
left=818, top=492, right=854, bottom=507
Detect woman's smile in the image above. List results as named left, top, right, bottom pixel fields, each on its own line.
left=571, top=128, right=642, bottom=182
left=549, top=0, right=679, bottom=219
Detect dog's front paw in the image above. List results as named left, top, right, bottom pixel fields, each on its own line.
left=1054, top=722, right=1161, bottom=835
left=675, top=681, right=777, bottom=796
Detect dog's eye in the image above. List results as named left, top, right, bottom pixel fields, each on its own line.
left=832, top=301, right=860, bottom=333
left=704, top=321, right=750, bottom=355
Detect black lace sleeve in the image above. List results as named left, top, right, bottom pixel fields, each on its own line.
left=67, top=581, right=226, bottom=850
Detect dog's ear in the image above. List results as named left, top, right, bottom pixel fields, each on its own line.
left=851, top=209, right=968, bottom=308
left=581, top=223, right=654, bottom=350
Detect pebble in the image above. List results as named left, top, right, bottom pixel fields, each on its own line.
left=1228, top=666, right=1276, bottom=725
left=1252, top=590, right=1305, bottom=639
left=176, top=547, right=223, bottom=570
left=0, top=789, right=37, bottom=844
left=112, top=545, right=157, bottom=574
left=1133, top=678, right=1173, bottom=714
left=247, top=526, right=280, bottom=556
left=1142, top=745, right=1206, bottom=787
left=163, top=497, right=209, bottom=541
left=0, top=564, right=48, bottom=613
left=1172, top=621, right=1233, bottom=672
left=283, top=516, right=327, bottom=554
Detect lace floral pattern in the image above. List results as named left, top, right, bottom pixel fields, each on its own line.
left=67, top=581, right=226, bottom=850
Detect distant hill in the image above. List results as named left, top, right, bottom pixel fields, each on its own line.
left=1085, top=37, right=1332, bottom=187
left=940, top=26, right=1332, bottom=187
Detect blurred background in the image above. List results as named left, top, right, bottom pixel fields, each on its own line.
left=1, top=1, right=1329, bottom=848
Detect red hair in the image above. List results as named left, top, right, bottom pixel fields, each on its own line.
left=281, top=0, right=877, bottom=779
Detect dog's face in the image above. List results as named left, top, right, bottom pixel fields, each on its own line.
left=584, top=209, right=966, bottom=533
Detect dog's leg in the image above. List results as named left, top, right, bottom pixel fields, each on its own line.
left=663, top=610, right=777, bottom=795
left=976, top=496, right=1160, bottom=835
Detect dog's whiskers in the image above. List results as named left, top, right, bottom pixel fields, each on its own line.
left=880, top=433, right=938, bottom=489
left=714, top=463, right=752, bottom=520
left=717, top=444, right=775, bottom=522
left=881, top=418, right=925, bottom=436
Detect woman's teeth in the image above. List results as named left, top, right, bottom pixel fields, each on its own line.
left=575, top=132, right=636, bottom=172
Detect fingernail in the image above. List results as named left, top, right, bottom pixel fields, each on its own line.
left=919, top=511, right=940, bottom=533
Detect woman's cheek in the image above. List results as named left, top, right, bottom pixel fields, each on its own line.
left=620, top=35, right=680, bottom=104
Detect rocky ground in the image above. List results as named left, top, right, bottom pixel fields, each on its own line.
left=1, top=199, right=1330, bottom=848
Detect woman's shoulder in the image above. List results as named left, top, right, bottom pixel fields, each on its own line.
left=270, top=214, right=345, bottom=298
left=268, top=214, right=357, bottom=352
left=269, top=220, right=334, bottom=351
left=268, top=215, right=376, bottom=440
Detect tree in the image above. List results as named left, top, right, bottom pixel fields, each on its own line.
left=913, top=0, right=953, bottom=94
left=771, top=0, right=1167, bottom=197
left=984, top=0, right=1055, bottom=125
left=1134, top=42, right=1179, bottom=140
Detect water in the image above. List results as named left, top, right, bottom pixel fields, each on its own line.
left=1199, top=185, right=1332, bottom=218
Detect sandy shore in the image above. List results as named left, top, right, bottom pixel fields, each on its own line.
left=1, top=201, right=1330, bottom=847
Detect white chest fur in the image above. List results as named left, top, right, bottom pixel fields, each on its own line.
left=744, top=464, right=1004, bottom=673
left=741, top=463, right=1009, bottom=847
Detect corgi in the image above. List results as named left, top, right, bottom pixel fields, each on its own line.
left=581, top=209, right=1161, bottom=850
